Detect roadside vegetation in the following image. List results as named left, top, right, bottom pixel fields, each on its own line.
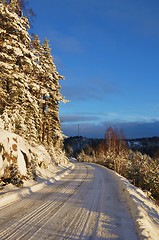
left=65, top=128, right=159, bottom=204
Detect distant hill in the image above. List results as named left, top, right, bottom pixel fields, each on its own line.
left=128, top=137, right=159, bottom=157
left=64, top=136, right=159, bottom=158
left=64, top=136, right=102, bottom=157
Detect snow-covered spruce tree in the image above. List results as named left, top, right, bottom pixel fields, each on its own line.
left=41, top=39, right=65, bottom=151
left=30, top=35, right=67, bottom=159
left=0, top=1, right=67, bottom=170
left=0, top=1, right=40, bottom=141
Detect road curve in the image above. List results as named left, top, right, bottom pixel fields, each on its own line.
left=0, top=163, right=139, bottom=240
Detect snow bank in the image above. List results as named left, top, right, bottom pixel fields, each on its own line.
left=35, top=158, right=73, bottom=183
left=114, top=172, right=159, bottom=240
left=0, top=129, right=74, bottom=207
left=31, top=144, right=51, bottom=168
left=0, top=162, right=74, bottom=208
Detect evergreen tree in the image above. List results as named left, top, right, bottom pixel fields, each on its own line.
left=0, top=1, right=66, bottom=161
left=0, top=1, right=39, bottom=140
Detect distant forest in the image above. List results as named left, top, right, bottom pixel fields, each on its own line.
left=64, top=128, right=159, bottom=204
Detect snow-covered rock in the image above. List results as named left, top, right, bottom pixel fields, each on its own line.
left=0, top=129, right=31, bottom=178
left=0, top=129, right=69, bottom=186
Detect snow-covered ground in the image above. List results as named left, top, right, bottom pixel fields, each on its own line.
left=113, top=170, right=159, bottom=240
left=0, top=160, right=74, bottom=208
left=0, top=162, right=158, bottom=239
left=0, top=163, right=137, bottom=239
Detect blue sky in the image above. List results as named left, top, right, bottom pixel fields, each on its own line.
left=29, top=0, right=159, bottom=139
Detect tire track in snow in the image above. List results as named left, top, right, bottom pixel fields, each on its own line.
left=31, top=163, right=138, bottom=240
left=61, top=166, right=96, bottom=239
left=29, top=165, right=90, bottom=240
left=64, top=166, right=104, bottom=239
left=36, top=164, right=99, bottom=240
left=0, top=163, right=139, bottom=240
left=0, top=165, right=88, bottom=240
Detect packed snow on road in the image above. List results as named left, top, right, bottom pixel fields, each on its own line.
left=0, top=162, right=159, bottom=240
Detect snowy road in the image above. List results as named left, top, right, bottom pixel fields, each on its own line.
left=0, top=163, right=139, bottom=240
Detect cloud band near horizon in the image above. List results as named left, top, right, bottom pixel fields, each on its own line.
left=60, top=117, right=159, bottom=139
